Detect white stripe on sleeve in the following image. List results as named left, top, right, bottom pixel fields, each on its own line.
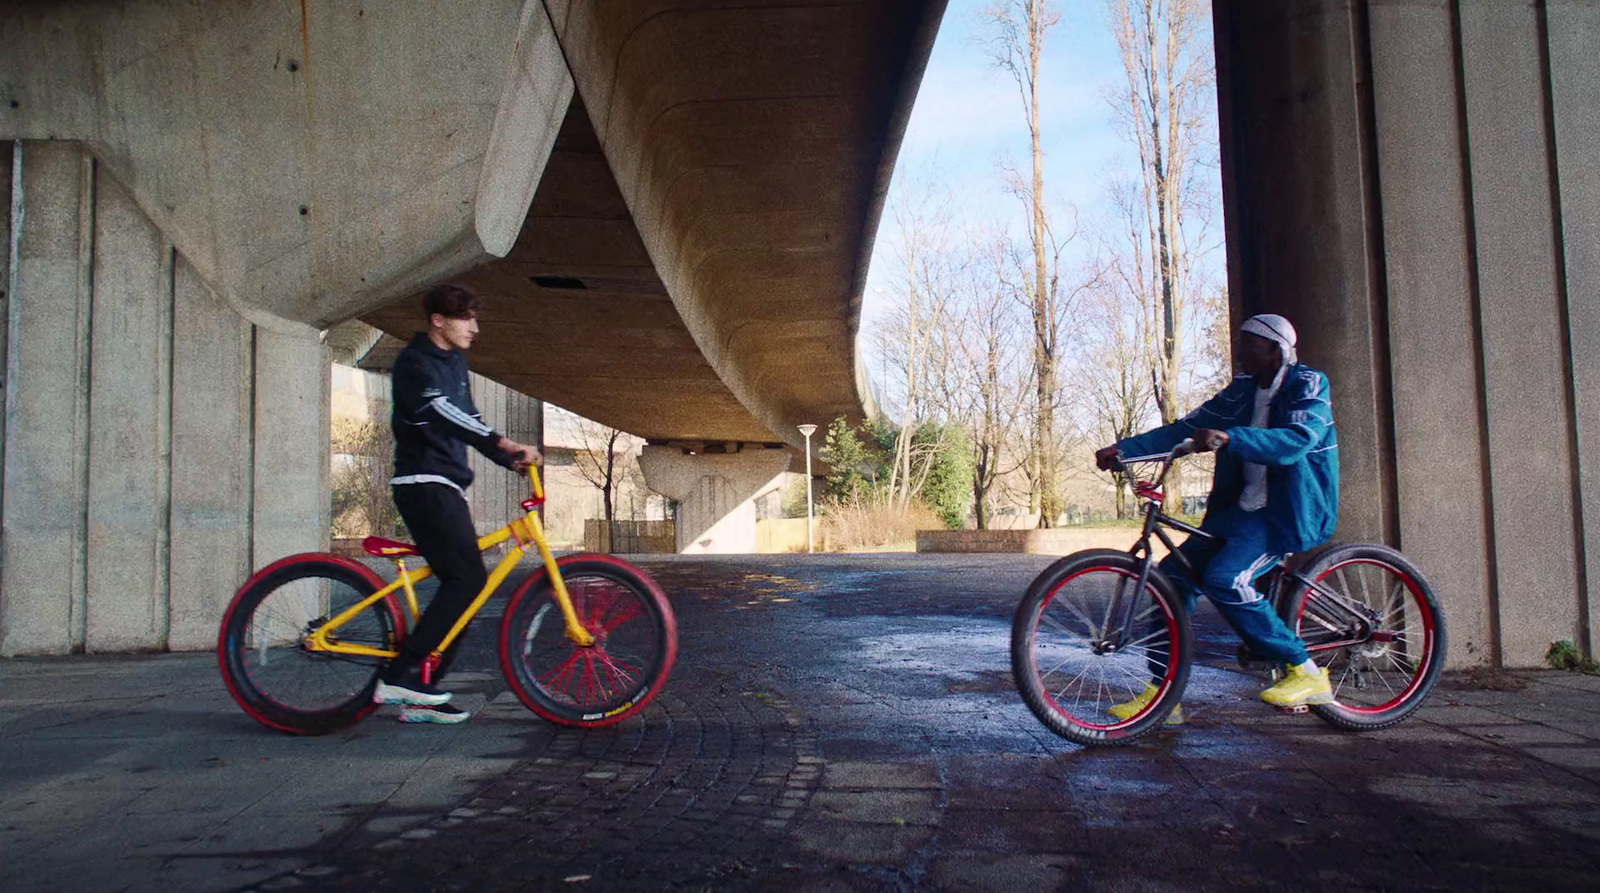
left=428, top=396, right=494, bottom=437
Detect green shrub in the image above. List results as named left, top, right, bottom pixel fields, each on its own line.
left=1546, top=640, right=1599, bottom=674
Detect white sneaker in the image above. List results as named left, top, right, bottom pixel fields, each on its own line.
left=373, top=679, right=453, bottom=707
left=399, top=703, right=471, bottom=724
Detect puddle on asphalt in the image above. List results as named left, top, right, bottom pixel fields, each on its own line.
left=853, top=619, right=1013, bottom=680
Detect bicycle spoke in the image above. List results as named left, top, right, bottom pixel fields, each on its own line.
left=1049, top=662, right=1095, bottom=702
left=1049, top=598, right=1102, bottom=639
left=1021, top=563, right=1182, bottom=736
left=1298, top=557, right=1437, bottom=717
left=1040, top=606, right=1087, bottom=639
left=510, top=571, right=663, bottom=713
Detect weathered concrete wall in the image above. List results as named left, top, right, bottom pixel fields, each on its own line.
left=1216, top=0, right=1600, bottom=667
left=638, top=446, right=790, bottom=554
left=462, top=373, right=545, bottom=536
left=0, top=143, right=327, bottom=655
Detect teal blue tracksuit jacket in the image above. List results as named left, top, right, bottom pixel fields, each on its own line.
left=1117, top=364, right=1340, bottom=555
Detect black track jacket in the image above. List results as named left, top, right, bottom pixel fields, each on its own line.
left=390, top=333, right=515, bottom=492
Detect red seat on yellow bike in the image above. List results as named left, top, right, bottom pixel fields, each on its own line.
left=362, top=536, right=419, bottom=558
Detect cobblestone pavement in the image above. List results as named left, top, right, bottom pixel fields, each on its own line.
left=5, top=554, right=1600, bottom=892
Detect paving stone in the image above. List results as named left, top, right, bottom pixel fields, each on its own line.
left=6, top=555, right=1600, bottom=893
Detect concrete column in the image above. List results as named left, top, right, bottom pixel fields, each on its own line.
left=1459, top=0, right=1585, bottom=666
left=83, top=172, right=173, bottom=651
left=167, top=255, right=252, bottom=650
left=1367, top=0, right=1496, bottom=664
left=638, top=445, right=789, bottom=554
left=252, top=327, right=330, bottom=570
left=1547, top=0, right=1600, bottom=655
left=1, top=143, right=93, bottom=655
left=1, top=142, right=10, bottom=501
left=1212, top=0, right=1395, bottom=547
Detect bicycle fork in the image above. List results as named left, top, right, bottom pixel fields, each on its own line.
left=1098, top=503, right=1165, bottom=653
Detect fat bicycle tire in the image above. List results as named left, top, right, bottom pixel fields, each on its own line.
left=217, top=554, right=405, bottom=736
left=1282, top=543, right=1446, bottom=731
left=498, top=554, right=677, bottom=727
left=1011, top=549, right=1193, bottom=746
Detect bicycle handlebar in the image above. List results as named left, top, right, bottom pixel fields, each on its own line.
left=1116, top=437, right=1198, bottom=469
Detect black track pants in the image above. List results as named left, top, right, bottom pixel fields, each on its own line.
left=390, top=483, right=487, bottom=679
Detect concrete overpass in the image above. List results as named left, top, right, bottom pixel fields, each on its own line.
left=1, top=0, right=1597, bottom=668
left=0, top=0, right=938, bottom=655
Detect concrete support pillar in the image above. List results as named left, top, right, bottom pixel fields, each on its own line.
left=167, top=255, right=253, bottom=650
left=1548, top=0, right=1600, bottom=662
left=1, top=142, right=92, bottom=654
left=84, top=169, right=174, bottom=651
left=1216, top=1, right=1600, bottom=665
left=1457, top=0, right=1585, bottom=666
left=1213, top=0, right=1395, bottom=550
left=638, top=445, right=789, bottom=554
left=1365, top=0, right=1495, bottom=665
left=0, top=141, right=329, bottom=655
left=252, top=329, right=330, bottom=576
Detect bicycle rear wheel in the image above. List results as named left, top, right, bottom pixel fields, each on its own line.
left=499, top=554, right=677, bottom=727
left=1284, top=544, right=1446, bottom=730
left=217, top=555, right=404, bottom=735
left=1011, top=550, right=1192, bottom=746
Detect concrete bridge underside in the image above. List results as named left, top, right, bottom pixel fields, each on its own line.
left=1, top=0, right=1597, bottom=668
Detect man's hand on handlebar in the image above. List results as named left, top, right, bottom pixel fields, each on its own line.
left=1094, top=445, right=1122, bottom=472
left=1190, top=428, right=1230, bottom=453
left=497, top=437, right=544, bottom=474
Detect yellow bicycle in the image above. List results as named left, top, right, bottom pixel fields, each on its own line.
left=217, top=467, right=677, bottom=735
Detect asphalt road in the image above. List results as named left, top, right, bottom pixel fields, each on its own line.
left=4, top=553, right=1599, bottom=892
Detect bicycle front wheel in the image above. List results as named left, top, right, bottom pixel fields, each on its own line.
left=499, top=555, right=677, bottom=727
left=217, top=555, right=404, bottom=735
left=1284, top=544, right=1446, bottom=731
left=1011, top=550, right=1192, bottom=746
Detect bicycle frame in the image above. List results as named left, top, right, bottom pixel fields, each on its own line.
left=305, top=466, right=594, bottom=664
left=1103, top=447, right=1381, bottom=654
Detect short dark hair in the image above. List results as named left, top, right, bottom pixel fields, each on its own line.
left=424, top=283, right=481, bottom=320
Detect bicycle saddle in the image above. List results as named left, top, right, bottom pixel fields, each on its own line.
left=362, top=536, right=419, bottom=558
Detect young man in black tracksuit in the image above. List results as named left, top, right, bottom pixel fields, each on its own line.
left=373, top=284, right=541, bottom=724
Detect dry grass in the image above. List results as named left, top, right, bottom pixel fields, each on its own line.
left=819, top=500, right=946, bottom=552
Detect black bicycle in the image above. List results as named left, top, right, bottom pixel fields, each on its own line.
left=1011, top=440, right=1447, bottom=746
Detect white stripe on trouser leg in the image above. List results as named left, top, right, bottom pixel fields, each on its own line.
left=1229, top=554, right=1278, bottom=605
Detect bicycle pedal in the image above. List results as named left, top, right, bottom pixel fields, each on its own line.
left=1280, top=704, right=1311, bottom=715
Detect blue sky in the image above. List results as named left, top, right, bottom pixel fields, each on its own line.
left=862, top=0, right=1223, bottom=324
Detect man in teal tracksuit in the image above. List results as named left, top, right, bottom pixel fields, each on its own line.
left=1094, top=314, right=1339, bottom=718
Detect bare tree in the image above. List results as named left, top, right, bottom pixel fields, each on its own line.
left=983, top=0, right=1087, bottom=529
left=1078, top=253, right=1158, bottom=517
left=1105, top=0, right=1215, bottom=427
left=939, top=231, right=1032, bottom=529
left=571, top=416, right=628, bottom=552
left=871, top=170, right=959, bottom=511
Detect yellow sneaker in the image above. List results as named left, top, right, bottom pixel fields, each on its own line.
left=1107, top=683, right=1185, bottom=725
left=1260, top=662, right=1334, bottom=707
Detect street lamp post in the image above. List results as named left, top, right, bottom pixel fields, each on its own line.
left=797, top=424, right=817, bottom=553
